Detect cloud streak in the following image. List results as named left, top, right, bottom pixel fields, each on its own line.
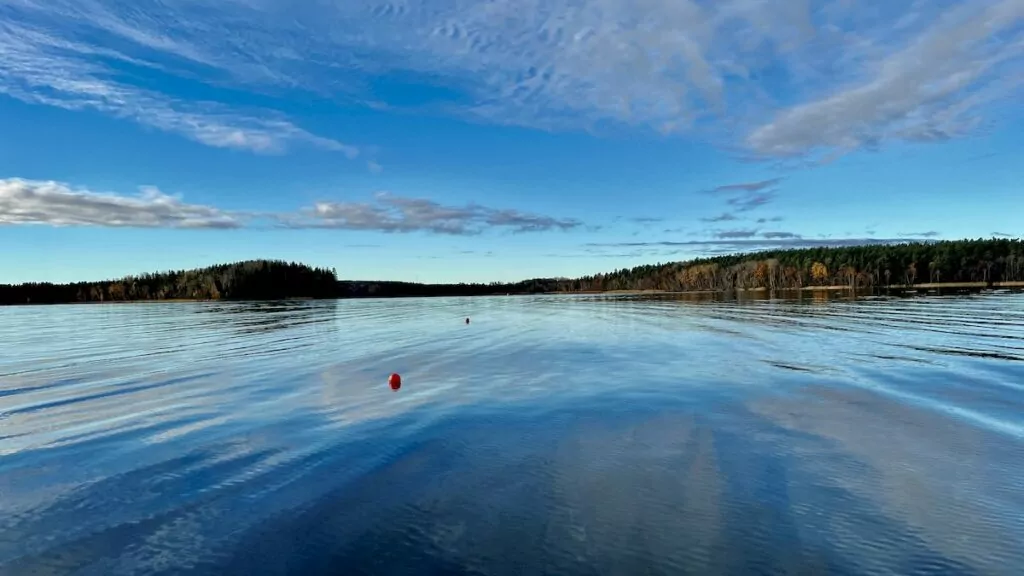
left=0, top=178, right=241, bottom=229
left=586, top=236, right=943, bottom=254
left=713, top=229, right=759, bottom=239
left=762, top=231, right=801, bottom=240
left=702, top=177, right=782, bottom=221
left=0, top=179, right=580, bottom=235
left=4, top=0, right=1020, bottom=159
left=706, top=178, right=782, bottom=194
left=700, top=212, right=738, bottom=223
left=727, top=191, right=775, bottom=212
left=745, top=1, right=1024, bottom=160
left=0, top=15, right=357, bottom=155
left=295, top=192, right=581, bottom=235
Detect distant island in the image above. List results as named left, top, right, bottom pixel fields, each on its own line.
left=1, top=238, right=1022, bottom=305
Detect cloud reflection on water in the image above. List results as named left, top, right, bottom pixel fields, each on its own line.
left=1, top=292, right=1022, bottom=574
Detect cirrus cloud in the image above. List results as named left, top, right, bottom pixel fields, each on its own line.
left=0, top=15, right=358, bottom=156
left=701, top=212, right=739, bottom=223
left=705, top=178, right=783, bottom=194
left=727, top=191, right=776, bottom=212
left=2, top=0, right=1020, bottom=160
left=585, top=235, right=944, bottom=257
left=713, top=228, right=759, bottom=239
left=745, top=0, right=1024, bottom=160
left=762, top=231, right=801, bottom=240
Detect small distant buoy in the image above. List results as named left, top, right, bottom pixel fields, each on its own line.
left=465, top=317, right=470, bottom=324
left=388, top=373, right=402, bottom=391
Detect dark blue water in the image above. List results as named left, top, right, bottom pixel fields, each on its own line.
left=2, top=293, right=1023, bottom=575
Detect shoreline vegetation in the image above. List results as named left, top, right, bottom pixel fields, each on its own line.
left=583, top=281, right=1024, bottom=296
left=1, top=238, right=1022, bottom=306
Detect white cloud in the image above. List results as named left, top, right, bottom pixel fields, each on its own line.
left=2, top=0, right=1021, bottom=159
left=0, top=178, right=241, bottom=228
left=0, top=178, right=581, bottom=235
left=294, top=191, right=582, bottom=235
left=0, top=15, right=357, bottom=155
left=746, top=0, right=1024, bottom=159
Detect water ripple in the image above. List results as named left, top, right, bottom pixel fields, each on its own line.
left=1, top=293, right=1023, bottom=574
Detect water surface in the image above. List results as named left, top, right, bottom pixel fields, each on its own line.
left=2, top=293, right=1023, bottom=575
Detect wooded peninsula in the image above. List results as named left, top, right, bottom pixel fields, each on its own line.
left=1, top=238, right=1021, bottom=305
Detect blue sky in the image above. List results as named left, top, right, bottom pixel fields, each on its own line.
left=0, top=0, right=1021, bottom=284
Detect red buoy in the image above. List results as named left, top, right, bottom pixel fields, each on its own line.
left=388, top=373, right=402, bottom=391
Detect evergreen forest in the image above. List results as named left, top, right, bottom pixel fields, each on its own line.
left=1, top=238, right=1020, bottom=305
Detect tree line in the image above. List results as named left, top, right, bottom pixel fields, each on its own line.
left=0, top=238, right=1021, bottom=305
left=337, top=278, right=561, bottom=299
left=559, top=238, right=1024, bottom=293
left=0, top=260, right=562, bottom=305
left=0, top=260, right=339, bottom=304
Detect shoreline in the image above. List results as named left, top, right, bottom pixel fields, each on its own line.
left=4, top=282, right=1022, bottom=306
left=551, top=281, right=1024, bottom=296
left=5, top=240, right=1022, bottom=306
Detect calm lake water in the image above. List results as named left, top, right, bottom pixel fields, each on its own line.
left=2, top=293, right=1023, bottom=575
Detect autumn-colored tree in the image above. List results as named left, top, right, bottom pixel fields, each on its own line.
left=108, top=282, right=126, bottom=301
left=753, top=261, right=769, bottom=287
left=810, top=262, right=829, bottom=285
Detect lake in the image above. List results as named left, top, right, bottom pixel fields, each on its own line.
left=1, top=293, right=1023, bottom=575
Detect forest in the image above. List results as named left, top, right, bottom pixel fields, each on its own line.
left=338, top=278, right=561, bottom=298
left=561, top=238, right=1024, bottom=293
left=0, top=238, right=1021, bottom=305
left=0, top=260, right=340, bottom=305
left=0, top=260, right=560, bottom=304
